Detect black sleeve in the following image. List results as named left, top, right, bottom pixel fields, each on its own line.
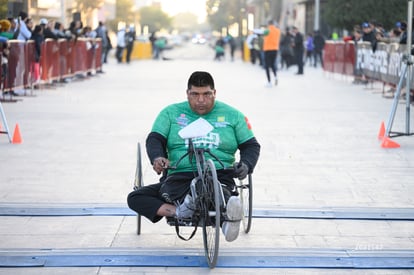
left=238, top=137, right=260, bottom=173
left=145, top=132, right=167, bottom=164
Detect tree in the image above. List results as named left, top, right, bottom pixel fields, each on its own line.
left=106, top=0, right=135, bottom=32
left=0, top=0, right=7, bottom=19
left=206, top=0, right=245, bottom=32
left=173, top=12, right=199, bottom=32
left=116, top=0, right=135, bottom=24
left=138, top=6, right=172, bottom=33
left=324, top=0, right=407, bottom=31
left=75, top=0, right=105, bottom=26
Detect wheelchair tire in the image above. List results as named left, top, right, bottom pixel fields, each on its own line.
left=202, top=159, right=222, bottom=268
left=134, top=142, right=144, bottom=235
left=240, top=173, right=253, bottom=233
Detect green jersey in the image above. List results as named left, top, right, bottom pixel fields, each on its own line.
left=151, top=100, right=255, bottom=174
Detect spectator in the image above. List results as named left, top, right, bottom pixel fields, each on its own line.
left=245, top=31, right=259, bottom=64
left=95, top=21, right=109, bottom=64
left=40, top=18, right=57, bottom=40
left=226, top=34, right=236, bottom=61
left=29, top=25, right=44, bottom=86
left=280, top=27, right=294, bottom=69
left=125, top=25, right=136, bottom=64
left=154, top=36, right=167, bottom=60
left=257, top=31, right=265, bottom=67
left=313, top=30, right=325, bottom=68
left=25, top=17, right=33, bottom=33
left=214, top=35, right=225, bottom=61
left=104, top=30, right=112, bottom=63
left=149, top=32, right=157, bottom=58
left=68, top=20, right=82, bottom=41
left=0, top=19, right=15, bottom=39
left=53, top=22, right=71, bottom=39
left=6, top=18, right=20, bottom=39
left=351, top=28, right=365, bottom=84
left=305, top=32, right=314, bottom=66
left=16, top=11, right=31, bottom=41
left=0, top=22, right=11, bottom=97
left=292, top=26, right=304, bottom=75
left=362, top=22, right=377, bottom=52
left=116, top=27, right=126, bottom=63
left=399, top=20, right=414, bottom=47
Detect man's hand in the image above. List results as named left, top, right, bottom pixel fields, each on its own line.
left=233, top=161, right=248, bottom=180
left=153, top=157, right=169, bottom=175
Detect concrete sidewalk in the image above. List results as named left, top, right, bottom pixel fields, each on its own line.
left=0, top=43, right=413, bottom=274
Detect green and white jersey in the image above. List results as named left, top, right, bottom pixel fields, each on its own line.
left=151, top=100, right=255, bottom=174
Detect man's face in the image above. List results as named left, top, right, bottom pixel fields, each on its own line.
left=187, top=85, right=216, bottom=115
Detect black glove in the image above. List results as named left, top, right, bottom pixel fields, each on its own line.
left=233, top=161, right=248, bottom=180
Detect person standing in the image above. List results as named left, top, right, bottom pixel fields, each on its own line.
left=29, top=25, right=44, bottom=87
left=313, top=30, right=325, bottom=68
left=39, top=18, right=57, bottom=40
left=95, top=21, right=109, bottom=64
left=115, top=27, right=126, bottom=63
left=125, top=25, right=136, bottom=64
left=292, top=26, right=304, bottom=75
left=226, top=34, right=236, bottom=61
left=258, top=20, right=281, bottom=87
left=280, top=28, right=294, bottom=69
left=304, top=33, right=314, bottom=66
left=246, top=31, right=258, bottom=64
left=16, top=11, right=31, bottom=41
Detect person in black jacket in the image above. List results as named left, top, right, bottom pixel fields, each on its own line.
left=292, top=26, right=304, bottom=75
left=362, top=22, right=377, bottom=52
left=313, top=30, right=325, bottom=68
left=125, top=25, right=136, bottom=64
left=40, top=18, right=57, bottom=40
left=29, top=25, right=44, bottom=86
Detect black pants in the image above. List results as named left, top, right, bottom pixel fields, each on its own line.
left=115, top=46, right=124, bottom=63
left=127, top=171, right=235, bottom=223
left=264, top=50, right=277, bottom=82
left=313, top=50, right=323, bottom=67
left=126, top=44, right=134, bottom=63
left=295, top=50, right=304, bottom=74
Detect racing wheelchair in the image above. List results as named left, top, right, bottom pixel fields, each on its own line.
left=133, top=132, right=253, bottom=268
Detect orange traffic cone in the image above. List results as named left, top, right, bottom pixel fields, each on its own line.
left=378, top=121, right=385, bottom=140
left=12, top=123, right=22, bottom=144
left=381, top=137, right=400, bottom=148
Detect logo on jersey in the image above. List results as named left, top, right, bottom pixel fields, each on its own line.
left=176, top=114, right=189, bottom=127
left=245, top=116, right=252, bottom=129
left=187, top=132, right=220, bottom=149
left=214, top=116, right=229, bottom=128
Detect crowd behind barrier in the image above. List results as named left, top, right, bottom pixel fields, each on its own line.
left=323, top=40, right=413, bottom=90
left=5, top=37, right=413, bottom=95
left=1, top=38, right=102, bottom=96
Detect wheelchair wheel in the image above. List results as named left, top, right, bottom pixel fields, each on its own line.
left=202, top=159, right=222, bottom=268
left=134, top=142, right=144, bottom=235
left=240, top=173, right=253, bottom=233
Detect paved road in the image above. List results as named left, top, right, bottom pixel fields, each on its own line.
left=0, top=41, right=414, bottom=274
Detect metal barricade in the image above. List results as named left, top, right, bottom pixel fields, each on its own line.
left=5, top=40, right=26, bottom=92
left=343, top=42, right=356, bottom=76
left=41, top=39, right=61, bottom=83
left=71, top=38, right=87, bottom=75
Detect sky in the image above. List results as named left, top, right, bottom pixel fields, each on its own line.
left=159, top=0, right=207, bottom=23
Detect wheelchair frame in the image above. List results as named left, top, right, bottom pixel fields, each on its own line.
left=133, top=141, right=253, bottom=268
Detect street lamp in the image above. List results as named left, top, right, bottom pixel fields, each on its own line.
left=314, top=0, right=320, bottom=31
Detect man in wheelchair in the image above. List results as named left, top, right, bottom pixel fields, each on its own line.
left=127, top=71, right=260, bottom=242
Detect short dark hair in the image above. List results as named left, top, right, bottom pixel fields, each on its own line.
left=187, top=71, right=215, bottom=90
